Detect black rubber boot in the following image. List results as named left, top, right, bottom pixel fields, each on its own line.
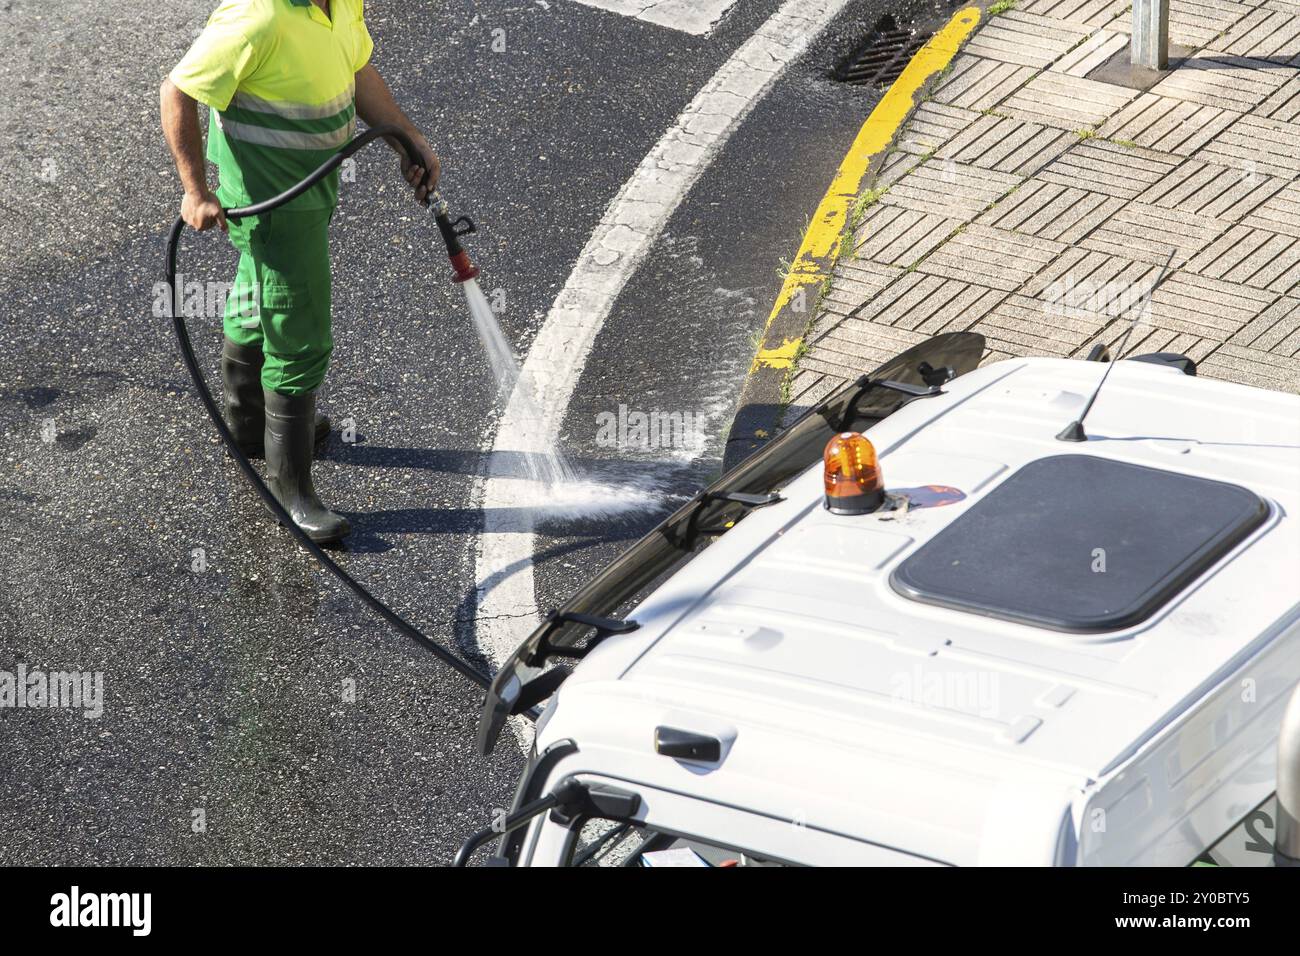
left=221, top=339, right=266, bottom=455
left=221, top=338, right=330, bottom=457
left=263, top=388, right=351, bottom=544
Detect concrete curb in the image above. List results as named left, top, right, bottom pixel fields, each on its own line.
left=722, top=5, right=984, bottom=471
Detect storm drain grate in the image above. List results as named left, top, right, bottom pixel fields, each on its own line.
left=833, top=15, right=932, bottom=87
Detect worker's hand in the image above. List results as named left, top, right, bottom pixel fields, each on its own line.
left=401, top=134, right=440, bottom=203
left=181, top=189, right=227, bottom=232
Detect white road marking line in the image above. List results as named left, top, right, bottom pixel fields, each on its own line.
left=473, top=0, right=853, bottom=745
left=567, top=0, right=740, bottom=36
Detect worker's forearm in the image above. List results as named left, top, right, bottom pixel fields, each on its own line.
left=354, top=64, right=422, bottom=157
left=160, top=79, right=212, bottom=197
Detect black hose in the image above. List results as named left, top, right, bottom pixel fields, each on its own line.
left=166, top=124, right=491, bottom=690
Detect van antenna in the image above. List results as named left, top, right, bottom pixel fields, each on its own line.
left=1056, top=247, right=1179, bottom=443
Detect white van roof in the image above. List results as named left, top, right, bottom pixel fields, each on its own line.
left=535, top=357, right=1300, bottom=864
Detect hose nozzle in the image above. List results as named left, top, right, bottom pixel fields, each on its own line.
left=429, top=191, right=480, bottom=283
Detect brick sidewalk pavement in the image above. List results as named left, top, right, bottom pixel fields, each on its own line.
left=789, top=0, right=1300, bottom=417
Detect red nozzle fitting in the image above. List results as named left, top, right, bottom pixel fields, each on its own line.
left=449, top=250, right=479, bottom=284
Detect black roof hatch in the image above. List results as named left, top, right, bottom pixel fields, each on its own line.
left=889, top=454, right=1268, bottom=633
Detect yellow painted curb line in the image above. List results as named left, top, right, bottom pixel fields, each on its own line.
left=752, top=6, right=982, bottom=372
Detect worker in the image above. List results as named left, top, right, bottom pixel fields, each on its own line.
left=160, top=0, right=437, bottom=543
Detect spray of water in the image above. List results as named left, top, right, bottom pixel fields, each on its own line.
left=462, top=277, right=686, bottom=521
left=461, top=277, right=577, bottom=489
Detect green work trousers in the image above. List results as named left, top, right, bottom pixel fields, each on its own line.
left=222, top=209, right=333, bottom=396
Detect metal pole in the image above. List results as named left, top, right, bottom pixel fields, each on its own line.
left=1277, top=680, right=1300, bottom=861
left=1131, top=0, right=1170, bottom=70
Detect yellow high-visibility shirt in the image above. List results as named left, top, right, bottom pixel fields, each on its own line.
left=169, top=0, right=374, bottom=210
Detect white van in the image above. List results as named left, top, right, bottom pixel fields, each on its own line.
left=459, top=333, right=1300, bottom=867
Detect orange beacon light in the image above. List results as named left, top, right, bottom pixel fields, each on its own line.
left=823, top=432, right=886, bottom=514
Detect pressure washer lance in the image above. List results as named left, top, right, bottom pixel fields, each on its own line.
left=430, top=193, right=480, bottom=284
left=166, top=124, right=492, bottom=691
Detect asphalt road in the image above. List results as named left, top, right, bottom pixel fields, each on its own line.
left=0, top=0, right=940, bottom=864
